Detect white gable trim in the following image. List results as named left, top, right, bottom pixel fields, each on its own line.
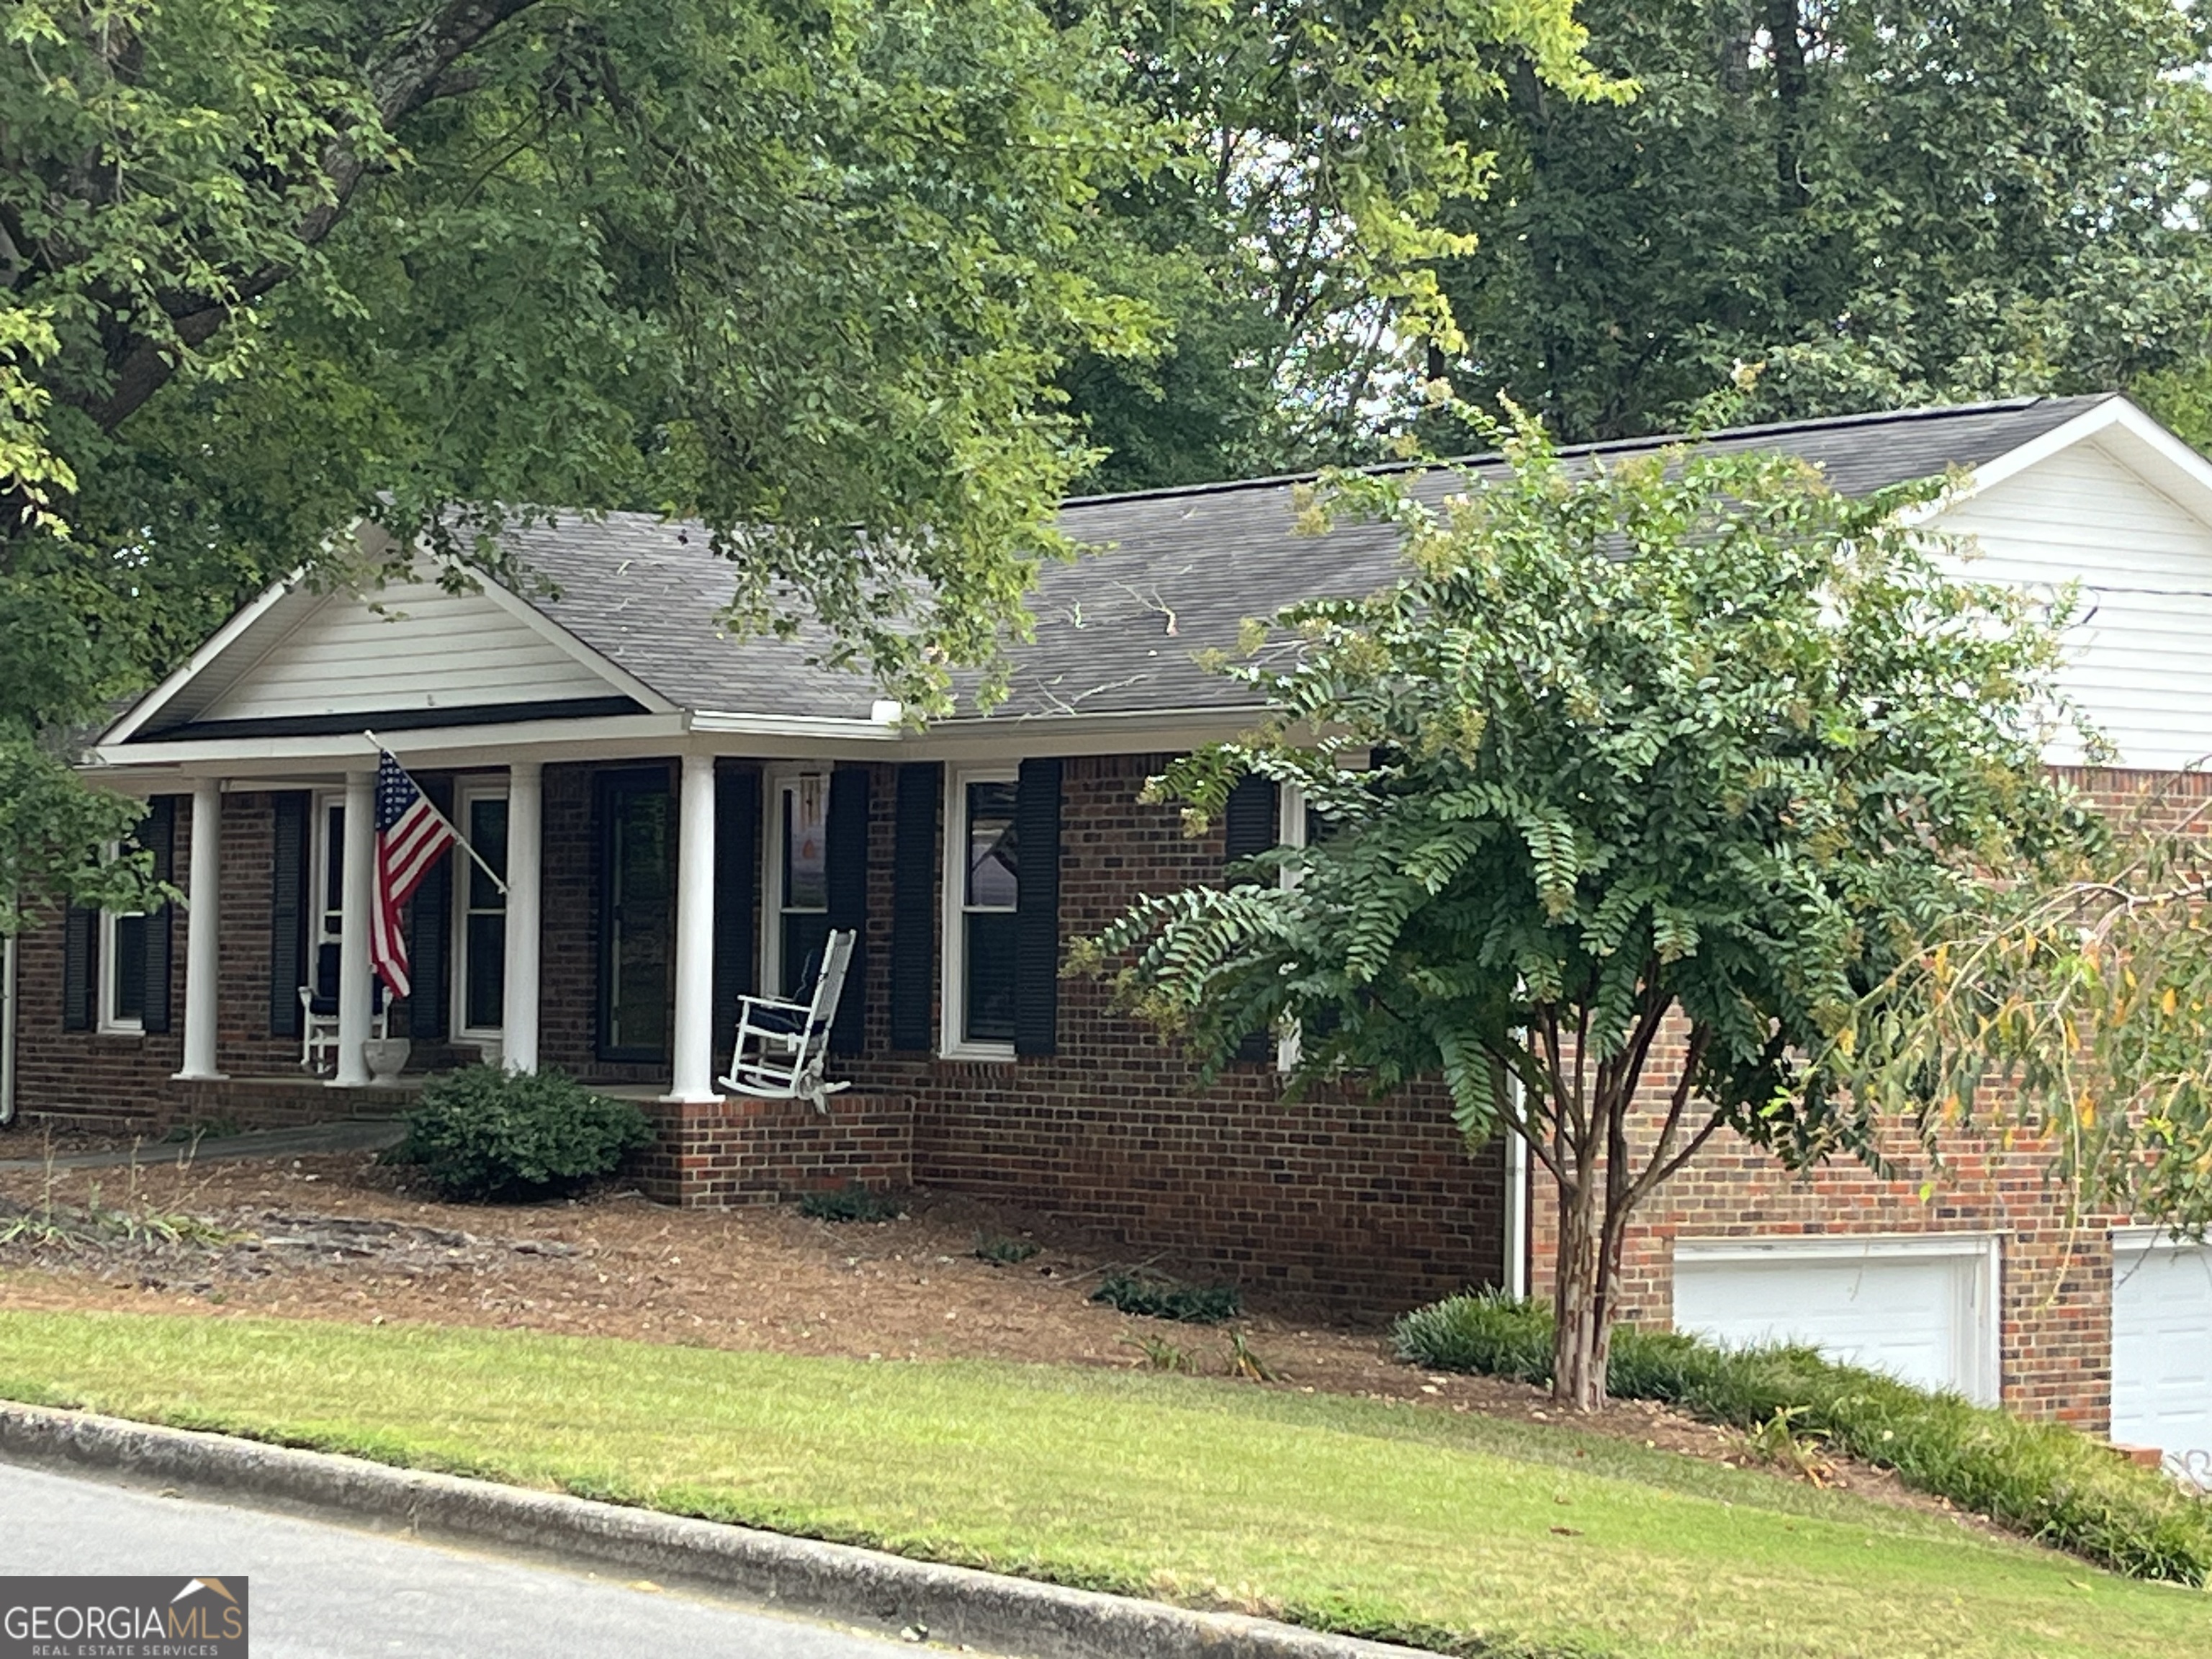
left=101, top=573, right=307, bottom=746
left=1908, top=395, right=2212, bottom=536
left=102, top=549, right=680, bottom=747
left=444, top=565, right=676, bottom=716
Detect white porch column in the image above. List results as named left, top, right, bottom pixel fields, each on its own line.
left=666, top=752, right=718, bottom=1102
left=501, top=760, right=543, bottom=1073
left=174, top=777, right=226, bottom=1080
left=333, top=767, right=375, bottom=1087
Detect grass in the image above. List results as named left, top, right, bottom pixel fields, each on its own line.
left=0, top=1310, right=2205, bottom=1658
left=1394, top=1292, right=2212, bottom=1584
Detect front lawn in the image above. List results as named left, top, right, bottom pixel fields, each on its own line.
left=0, top=1310, right=2202, bottom=1658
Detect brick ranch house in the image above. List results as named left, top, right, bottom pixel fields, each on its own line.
left=4, top=393, right=2209, bottom=1473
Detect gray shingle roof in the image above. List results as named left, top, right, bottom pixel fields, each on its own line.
left=505, top=394, right=2114, bottom=724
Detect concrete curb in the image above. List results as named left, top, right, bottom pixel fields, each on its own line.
left=0, top=1403, right=1437, bottom=1659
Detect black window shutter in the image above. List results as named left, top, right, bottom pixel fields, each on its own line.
left=890, top=763, right=940, bottom=1051
left=406, top=777, right=454, bottom=1042
left=1013, top=757, right=1063, bottom=1056
left=139, top=796, right=177, bottom=1035
left=61, top=902, right=94, bottom=1032
left=269, top=791, right=310, bottom=1038
left=825, top=765, right=871, bottom=1055
left=1223, top=775, right=1279, bottom=1062
left=713, top=765, right=760, bottom=1051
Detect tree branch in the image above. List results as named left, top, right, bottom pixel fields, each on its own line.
left=85, top=0, right=544, bottom=432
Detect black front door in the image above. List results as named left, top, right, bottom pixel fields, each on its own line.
left=599, top=769, right=673, bottom=1062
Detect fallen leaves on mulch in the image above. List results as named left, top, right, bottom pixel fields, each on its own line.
left=0, top=1145, right=1987, bottom=1532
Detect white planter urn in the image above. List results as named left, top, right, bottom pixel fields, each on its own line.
left=361, top=1037, right=412, bottom=1085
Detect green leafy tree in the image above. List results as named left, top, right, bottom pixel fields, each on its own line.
left=1431, top=0, right=2212, bottom=444
left=1833, top=793, right=2212, bottom=1238
left=0, top=0, right=1165, bottom=927
left=1081, top=407, right=2097, bottom=1408
left=1050, top=0, right=1622, bottom=490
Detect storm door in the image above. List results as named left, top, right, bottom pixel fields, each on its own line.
left=598, top=769, right=673, bottom=1062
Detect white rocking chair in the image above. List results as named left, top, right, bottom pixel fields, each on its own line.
left=717, top=928, right=856, bottom=1110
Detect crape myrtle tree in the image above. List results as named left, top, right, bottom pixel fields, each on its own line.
left=1079, top=405, right=2100, bottom=1409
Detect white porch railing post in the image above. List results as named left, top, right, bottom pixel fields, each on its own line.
left=501, top=760, right=543, bottom=1072
left=174, top=776, right=225, bottom=1080
left=667, top=752, right=718, bottom=1102
left=333, top=768, right=375, bottom=1087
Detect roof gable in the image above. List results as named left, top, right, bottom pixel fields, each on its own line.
left=109, top=567, right=673, bottom=745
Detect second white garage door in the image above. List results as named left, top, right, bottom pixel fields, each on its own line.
left=1673, top=1236, right=2000, bottom=1403
left=2112, top=1233, right=2212, bottom=1486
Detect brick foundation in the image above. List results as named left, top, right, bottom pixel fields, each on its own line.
left=631, top=1091, right=914, bottom=1206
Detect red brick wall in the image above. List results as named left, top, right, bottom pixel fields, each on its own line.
left=1525, top=765, right=2206, bottom=1429
left=633, top=1092, right=914, bottom=1206
left=12, top=792, right=194, bottom=1127
left=825, top=754, right=1509, bottom=1308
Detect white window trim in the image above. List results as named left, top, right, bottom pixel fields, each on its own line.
left=310, top=788, right=345, bottom=957
left=452, top=776, right=508, bottom=1039
left=940, top=762, right=1017, bottom=1062
left=95, top=847, right=145, bottom=1035
left=760, top=763, right=832, bottom=999
left=1674, top=1231, right=2002, bottom=1406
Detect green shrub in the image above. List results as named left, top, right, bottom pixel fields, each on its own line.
left=390, top=1066, right=653, bottom=1202
left=1091, top=1272, right=1241, bottom=1324
left=1394, top=1292, right=2212, bottom=1584
left=975, top=1233, right=1040, bottom=1265
left=796, top=1184, right=905, bottom=1223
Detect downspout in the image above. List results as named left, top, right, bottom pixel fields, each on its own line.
left=1502, top=1071, right=1529, bottom=1300
left=1, top=928, right=17, bottom=1126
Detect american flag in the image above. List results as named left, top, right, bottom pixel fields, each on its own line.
left=371, top=750, right=456, bottom=999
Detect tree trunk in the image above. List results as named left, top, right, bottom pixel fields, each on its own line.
left=1551, top=1163, right=1606, bottom=1411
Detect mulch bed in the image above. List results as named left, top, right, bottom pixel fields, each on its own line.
left=0, top=1143, right=1992, bottom=1533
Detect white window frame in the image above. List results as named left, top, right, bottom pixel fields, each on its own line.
left=940, top=763, right=1018, bottom=1061
left=451, top=776, right=509, bottom=1039
left=95, top=841, right=145, bottom=1035
left=310, top=788, right=346, bottom=961
left=1673, top=1232, right=2002, bottom=1406
left=760, top=763, right=832, bottom=999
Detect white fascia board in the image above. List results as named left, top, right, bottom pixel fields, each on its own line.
left=1907, top=394, right=2212, bottom=536
left=99, top=571, right=309, bottom=745
left=687, top=703, right=1266, bottom=762
left=455, top=565, right=680, bottom=716
left=1674, top=1232, right=2000, bottom=1263
left=88, top=711, right=693, bottom=778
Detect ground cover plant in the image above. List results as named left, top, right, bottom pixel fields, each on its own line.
left=0, top=1310, right=2203, bottom=1659
left=1394, top=1292, right=2212, bottom=1584
left=1089, top=1272, right=1241, bottom=1324
left=390, top=1067, right=652, bottom=1202
left=796, top=1185, right=907, bottom=1223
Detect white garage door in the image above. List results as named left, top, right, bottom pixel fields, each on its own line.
left=1673, top=1236, right=1999, bottom=1403
left=2112, top=1233, right=2212, bottom=1487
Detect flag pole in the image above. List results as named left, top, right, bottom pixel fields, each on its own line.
left=362, top=730, right=510, bottom=896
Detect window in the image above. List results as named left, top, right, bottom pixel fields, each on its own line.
left=313, top=793, right=346, bottom=961
left=763, top=768, right=832, bottom=998
left=940, top=767, right=1018, bottom=1057
left=454, top=782, right=509, bottom=1035
left=96, top=878, right=147, bottom=1035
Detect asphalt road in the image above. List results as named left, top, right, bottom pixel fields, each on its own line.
left=0, top=1460, right=919, bottom=1657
